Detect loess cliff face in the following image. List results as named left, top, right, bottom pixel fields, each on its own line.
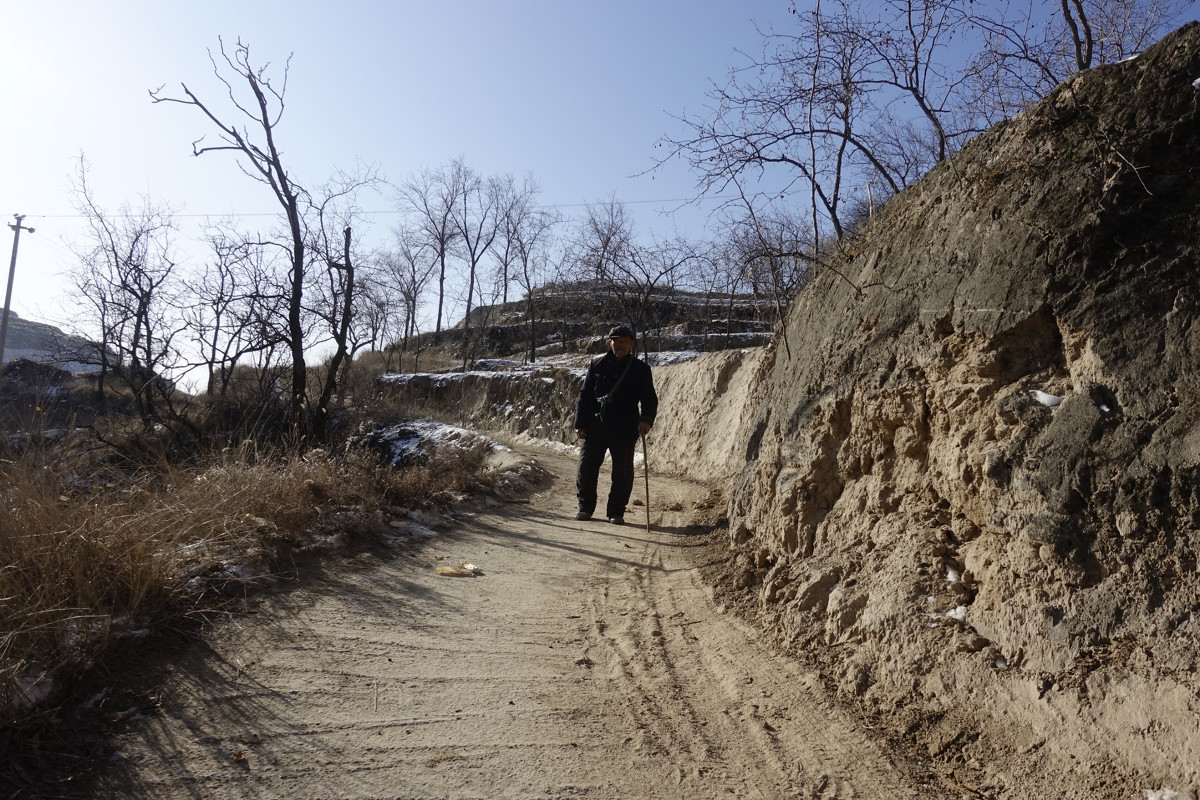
left=727, top=23, right=1200, bottom=796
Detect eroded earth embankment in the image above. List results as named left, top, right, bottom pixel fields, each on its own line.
left=391, top=23, right=1200, bottom=800
left=720, top=23, right=1200, bottom=799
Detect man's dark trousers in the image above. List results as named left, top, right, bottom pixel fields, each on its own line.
left=576, top=425, right=637, bottom=519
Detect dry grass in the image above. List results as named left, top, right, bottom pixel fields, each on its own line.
left=0, top=429, right=493, bottom=729
left=351, top=345, right=462, bottom=377
left=0, top=349, right=506, bottom=797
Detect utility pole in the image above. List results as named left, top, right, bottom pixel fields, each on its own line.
left=1, top=214, right=35, bottom=364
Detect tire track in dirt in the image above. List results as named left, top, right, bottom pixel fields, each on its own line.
left=95, top=444, right=944, bottom=799
left=582, top=538, right=925, bottom=800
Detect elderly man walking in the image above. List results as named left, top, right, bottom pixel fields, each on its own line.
left=572, top=325, right=658, bottom=525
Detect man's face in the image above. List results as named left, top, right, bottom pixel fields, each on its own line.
left=609, top=336, right=634, bottom=359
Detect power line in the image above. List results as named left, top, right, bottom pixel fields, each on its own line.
left=22, top=232, right=78, bottom=261
left=17, top=195, right=737, bottom=222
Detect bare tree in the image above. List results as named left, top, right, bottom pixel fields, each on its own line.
left=661, top=0, right=1192, bottom=257
left=964, top=0, right=1194, bottom=119
left=679, top=241, right=748, bottom=350
left=451, top=161, right=503, bottom=370
left=490, top=174, right=522, bottom=307
left=548, top=200, right=642, bottom=349
left=347, top=270, right=391, bottom=364
left=718, top=197, right=819, bottom=358
left=658, top=3, right=908, bottom=245
left=70, top=160, right=188, bottom=426
left=151, top=37, right=311, bottom=430
left=379, top=226, right=435, bottom=367
left=864, top=0, right=978, bottom=164
left=302, top=169, right=381, bottom=436
left=505, top=178, right=560, bottom=362
left=578, top=197, right=634, bottom=284
left=185, top=226, right=289, bottom=399
left=152, top=38, right=382, bottom=437
left=309, top=223, right=355, bottom=438
left=606, top=235, right=702, bottom=355
left=398, top=163, right=463, bottom=341
left=539, top=249, right=597, bottom=357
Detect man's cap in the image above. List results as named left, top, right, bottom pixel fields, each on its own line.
left=607, top=325, right=635, bottom=339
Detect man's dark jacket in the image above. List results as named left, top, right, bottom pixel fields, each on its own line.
left=573, top=352, right=658, bottom=440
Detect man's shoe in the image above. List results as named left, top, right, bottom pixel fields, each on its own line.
left=575, top=511, right=592, bottom=521
left=607, top=516, right=625, bottom=525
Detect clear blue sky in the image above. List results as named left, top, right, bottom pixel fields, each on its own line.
left=0, top=1, right=791, bottom=331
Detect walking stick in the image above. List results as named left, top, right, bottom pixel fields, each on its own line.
left=641, top=432, right=651, bottom=534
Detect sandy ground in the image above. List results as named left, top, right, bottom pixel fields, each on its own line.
left=95, top=445, right=943, bottom=799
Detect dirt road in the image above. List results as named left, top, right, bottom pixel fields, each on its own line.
left=98, top=445, right=941, bottom=799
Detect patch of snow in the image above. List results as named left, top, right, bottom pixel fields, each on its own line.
left=945, top=566, right=960, bottom=582
left=82, top=688, right=110, bottom=710
left=1031, top=390, right=1062, bottom=407
left=381, top=346, right=740, bottom=384
left=1192, top=77, right=1200, bottom=90
left=11, top=669, right=54, bottom=712
left=393, top=522, right=438, bottom=539
left=1144, top=790, right=1194, bottom=800
left=472, top=359, right=525, bottom=371
left=644, top=350, right=704, bottom=367
left=946, top=606, right=967, bottom=622
left=365, top=419, right=500, bottom=467
left=994, top=658, right=1008, bottom=670
left=511, top=431, right=580, bottom=456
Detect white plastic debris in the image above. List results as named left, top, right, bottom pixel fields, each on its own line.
left=994, top=658, right=1008, bottom=670
left=1032, top=390, right=1062, bottom=407
left=436, top=560, right=483, bottom=578
left=1098, top=403, right=1111, bottom=413
left=946, top=606, right=967, bottom=622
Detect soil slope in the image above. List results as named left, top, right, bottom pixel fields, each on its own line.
left=90, top=446, right=936, bottom=799
left=722, top=23, right=1200, bottom=799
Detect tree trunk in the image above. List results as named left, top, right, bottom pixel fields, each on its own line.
left=285, top=194, right=307, bottom=436
left=312, top=227, right=354, bottom=440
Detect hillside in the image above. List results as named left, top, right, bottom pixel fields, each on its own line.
left=0, top=311, right=105, bottom=374
left=405, top=283, right=774, bottom=366
left=389, top=23, right=1200, bottom=798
